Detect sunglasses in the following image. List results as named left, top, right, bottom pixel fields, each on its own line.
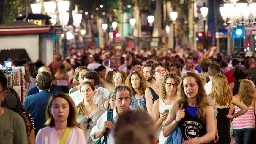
left=87, top=118, right=92, bottom=129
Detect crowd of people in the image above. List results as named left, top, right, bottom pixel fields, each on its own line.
left=0, top=46, right=256, bottom=144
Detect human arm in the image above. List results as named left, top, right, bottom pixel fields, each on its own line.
left=90, top=112, right=113, bottom=141
left=152, top=100, right=168, bottom=130
left=227, top=96, right=248, bottom=119
left=184, top=106, right=216, bottom=144
left=198, top=47, right=216, bottom=64
left=162, top=101, right=182, bottom=137
left=145, top=88, right=153, bottom=115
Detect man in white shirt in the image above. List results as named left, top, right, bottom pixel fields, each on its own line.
left=204, top=63, right=221, bottom=95
left=87, top=54, right=101, bottom=71
left=181, top=56, right=198, bottom=75
left=90, top=85, right=131, bottom=144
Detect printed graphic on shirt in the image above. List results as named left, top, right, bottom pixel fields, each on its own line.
left=183, top=121, right=203, bottom=139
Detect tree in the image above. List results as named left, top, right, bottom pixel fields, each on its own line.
left=2, top=0, right=30, bottom=24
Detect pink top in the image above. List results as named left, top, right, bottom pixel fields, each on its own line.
left=36, top=126, right=86, bottom=144
left=232, top=106, right=255, bottom=129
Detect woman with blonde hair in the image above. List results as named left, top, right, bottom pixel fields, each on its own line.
left=209, top=74, right=247, bottom=144
left=231, top=79, right=256, bottom=144
left=125, top=71, right=148, bottom=110
left=36, top=93, right=86, bottom=144
left=163, top=72, right=216, bottom=143
left=152, top=74, right=180, bottom=144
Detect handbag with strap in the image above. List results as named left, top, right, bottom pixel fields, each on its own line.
left=60, top=127, right=72, bottom=144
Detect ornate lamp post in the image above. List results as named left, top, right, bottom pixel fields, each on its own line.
left=200, top=2, right=208, bottom=49
left=129, top=18, right=136, bottom=36
left=170, top=11, right=178, bottom=49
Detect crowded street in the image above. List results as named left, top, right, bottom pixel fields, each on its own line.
left=0, top=0, right=256, bottom=144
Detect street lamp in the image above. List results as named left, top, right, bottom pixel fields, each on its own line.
left=147, top=15, right=154, bottom=26
left=129, top=18, right=136, bottom=36
left=31, top=3, right=42, bottom=14
left=112, top=22, right=118, bottom=30
left=170, top=11, right=178, bottom=49
left=102, top=23, right=108, bottom=32
left=43, top=1, right=57, bottom=14
left=200, top=2, right=208, bottom=49
left=102, top=23, right=108, bottom=48
left=80, top=29, right=86, bottom=35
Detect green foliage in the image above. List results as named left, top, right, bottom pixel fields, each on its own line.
left=2, top=0, right=25, bottom=24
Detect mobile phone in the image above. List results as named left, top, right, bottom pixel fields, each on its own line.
left=107, top=109, right=113, bottom=121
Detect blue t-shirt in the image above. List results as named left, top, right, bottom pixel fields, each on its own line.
left=24, top=90, right=52, bottom=131
left=28, top=84, right=62, bottom=95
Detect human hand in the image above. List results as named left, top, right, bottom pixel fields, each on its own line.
left=214, top=133, right=219, bottom=143
left=176, top=109, right=185, bottom=122
left=104, top=121, right=114, bottom=130
left=160, top=113, right=168, bottom=122
left=226, top=114, right=234, bottom=120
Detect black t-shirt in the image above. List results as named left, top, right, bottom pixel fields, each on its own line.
left=179, top=104, right=207, bottom=140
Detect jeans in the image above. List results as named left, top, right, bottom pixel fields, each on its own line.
left=233, top=128, right=253, bottom=144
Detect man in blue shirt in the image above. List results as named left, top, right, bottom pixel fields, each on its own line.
left=24, top=71, right=53, bottom=134
left=28, top=66, right=62, bottom=95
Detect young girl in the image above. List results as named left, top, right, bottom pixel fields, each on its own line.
left=163, top=72, right=216, bottom=143
left=36, top=93, right=86, bottom=144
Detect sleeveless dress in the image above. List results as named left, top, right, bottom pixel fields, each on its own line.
left=148, top=87, right=159, bottom=103
left=216, top=108, right=230, bottom=144
left=159, top=99, right=172, bottom=144
left=130, top=95, right=147, bottom=111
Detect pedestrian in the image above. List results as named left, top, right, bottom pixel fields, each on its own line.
left=90, top=85, right=131, bottom=144
left=0, top=73, right=28, bottom=144
left=163, top=72, right=216, bottom=143
left=35, top=93, right=86, bottom=144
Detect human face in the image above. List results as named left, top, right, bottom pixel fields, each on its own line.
left=83, top=78, right=95, bottom=86
left=154, top=66, right=167, bottom=81
left=78, top=69, right=88, bottom=84
left=143, top=67, right=152, bottom=81
left=186, top=59, right=194, bottom=69
left=134, top=65, right=142, bottom=71
left=131, top=74, right=140, bottom=89
left=165, top=78, right=177, bottom=96
left=99, top=69, right=106, bottom=79
left=169, top=66, right=181, bottom=76
left=113, top=72, right=123, bottom=86
left=80, top=84, right=95, bottom=102
left=115, top=90, right=130, bottom=113
left=183, top=77, right=199, bottom=99
left=50, top=97, right=70, bottom=122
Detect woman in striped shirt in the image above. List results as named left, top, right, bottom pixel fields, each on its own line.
left=231, top=79, right=256, bottom=144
